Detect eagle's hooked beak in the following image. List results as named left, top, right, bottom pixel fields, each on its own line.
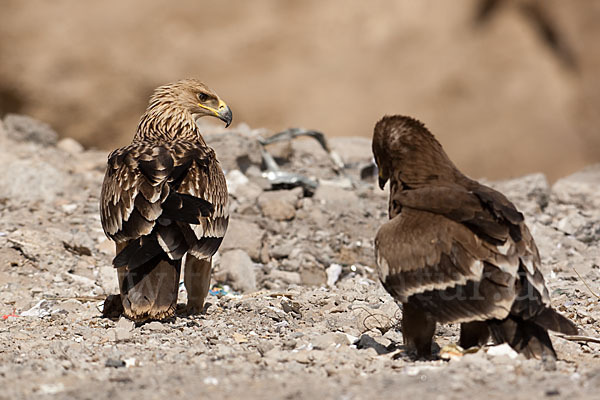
left=198, top=99, right=233, bottom=127
left=378, top=166, right=388, bottom=190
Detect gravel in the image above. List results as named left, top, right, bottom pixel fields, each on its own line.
left=1, top=115, right=599, bottom=399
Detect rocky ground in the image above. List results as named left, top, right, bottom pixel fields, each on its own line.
left=0, top=115, right=599, bottom=399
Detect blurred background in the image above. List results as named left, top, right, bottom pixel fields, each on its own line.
left=1, top=0, right=599, bottom=181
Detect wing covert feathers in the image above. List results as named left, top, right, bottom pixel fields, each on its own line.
left=100, top=140, right=229, bottom=268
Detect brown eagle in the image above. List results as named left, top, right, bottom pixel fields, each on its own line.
left=372, top=115, right=577, bottom=359
left=100, top=79, right=232, bottom=321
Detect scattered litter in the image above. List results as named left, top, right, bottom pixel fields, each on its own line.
left=2, top=310, right=19, bottom=320
left=486, top=343, right=519, bottom=359
left=326, top=263, right=343, bottom=287
left=257, top=128, right=345, bottom=193
left=209, top=283, right=239, bottom=298
left=439, top=344, right=464, bottom=360
left=124, top=358, right=137, bottom=368
left=21, top=300, right=51, bottom=318
left=105, top=358, right=126, bottom=368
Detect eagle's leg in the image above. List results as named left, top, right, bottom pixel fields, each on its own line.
left=116, top=242, right=181, bottom=321
left=184, top=255, right=212, bottom=314
left=459, top=321, right=490, bottom=349
left=402, top=300, right=435, bottom=358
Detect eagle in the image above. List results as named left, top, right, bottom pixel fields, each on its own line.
left=372, top=115, right=577, bottom=359
left=100, top=79, right=232, bottom=321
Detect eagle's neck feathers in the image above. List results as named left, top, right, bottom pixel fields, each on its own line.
left=134, top=101, right=204, bottom=144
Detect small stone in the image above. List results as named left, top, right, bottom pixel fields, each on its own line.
left=256, top=341, right=275, bottom=356
left=233, top=332, right=248, bottom=343
left=312, top=332, right=350, bottom=350
left=143, top=321, right=169, bottom=332
left=354, top=334, right=390, bottom=355
left=61, top=203, right=78, bottom=214
left=290, top=350, right=311, bottom=364
left=105, top=358, right=126, bottom=368
left=246, top=351, right=262, bottom=364
left=116, top=317, right=135, bottom=332
left=281, top=299, right=302, bottom=315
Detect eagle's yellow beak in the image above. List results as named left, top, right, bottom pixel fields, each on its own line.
left=198, top=99, right=233, bottom=127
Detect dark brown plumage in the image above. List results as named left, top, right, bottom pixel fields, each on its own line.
left=100, top=79, right=232, bottom=321
left=373, top=115, right=577, bottom=360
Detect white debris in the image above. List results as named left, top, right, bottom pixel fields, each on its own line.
left=203, top=376, right=219, bottom=385
left=124, top=358, right=137, bottom=368
left=486, top=343, right=519, bottom=359
left=61, top=203, right=78, bottom=214
left=326, top=263, right=343, bottom=287
left=21, top=300, right=51, bottom=318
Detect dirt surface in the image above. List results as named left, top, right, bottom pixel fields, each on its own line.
left=1, top=0, right=600, bottom=181
left=1, top=116, right=599, bottom=399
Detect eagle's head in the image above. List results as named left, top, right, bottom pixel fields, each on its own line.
left=372, top=115, right=459, bottom=189
left=148, top=78, right=233, bottom=128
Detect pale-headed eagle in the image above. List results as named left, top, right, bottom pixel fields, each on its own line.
left=373, top=115, right=577, bottom=359
left=100, top=79, right=232, bottom=321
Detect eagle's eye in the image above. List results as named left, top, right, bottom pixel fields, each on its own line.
left=197, top=92, right=209, bottom=102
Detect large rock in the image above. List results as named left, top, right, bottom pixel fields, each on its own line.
left=3, top=114, right=58, bottom=146
left=214, top=249, right=257, bottom=293
left=0, top=159, right=70, bottom=203
left=552, top=164, right=600, bottom=209
left=205, top=130, right=263, bottom=173
left=257, top=188, right=302, bottom=221
left=220, top=219, right=265, bottom=261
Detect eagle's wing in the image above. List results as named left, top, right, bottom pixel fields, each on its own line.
left=384, top=184, right=575, bottom=333
left=391, top=184, right=550, bottom=304
left=100, top=141, right=228, bottom=269
left=375, top=208, right=519, bottom=323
